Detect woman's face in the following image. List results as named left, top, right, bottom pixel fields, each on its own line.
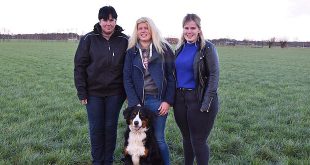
left=99, top=14, right=116, bottom=35
left=183, top=20, right=201, bottom=43
left=137, top=22, right=152, bottom=42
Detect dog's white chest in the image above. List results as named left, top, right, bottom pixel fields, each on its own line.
left=126, top=130, right=147, bottom=164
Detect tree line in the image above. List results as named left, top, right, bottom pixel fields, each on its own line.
left=1, top=33, right=309, bottom=48
left=0, top=33, right=80, bottom=41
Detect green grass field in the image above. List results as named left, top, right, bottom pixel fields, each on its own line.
left=0, top=40, right=309, bottom=165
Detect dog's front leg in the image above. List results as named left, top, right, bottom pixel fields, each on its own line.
left=140, top=154, right=152, bottom=165
left=124, top=147, right=129, bottom=156
left=123, top=148, right=133, bottom=165
left=143, top=148, right=149, bottom=157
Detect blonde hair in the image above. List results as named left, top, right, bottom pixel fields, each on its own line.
left=176, top=14, right=205, bottom=50
left=128, top=17, right=168, bottom=54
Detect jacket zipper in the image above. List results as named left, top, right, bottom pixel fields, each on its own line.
left=199, top=56, right=205, bottom=86
left=107, top=42, right=112, bottom=65
left=160, top=54, right=166, bottom=101
left=206, top=97, right=213, bottom=112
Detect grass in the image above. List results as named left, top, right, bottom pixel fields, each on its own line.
left=0, top=40, right=309, bottom=164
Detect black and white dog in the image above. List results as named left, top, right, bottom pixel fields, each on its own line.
left=123, top=106, right=163, bottom=165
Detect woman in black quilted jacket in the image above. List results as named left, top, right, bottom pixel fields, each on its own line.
left=74, top=6, right=128, bottom=165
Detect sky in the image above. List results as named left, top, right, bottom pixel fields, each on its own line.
left=1, top=0, right=310, bottom=41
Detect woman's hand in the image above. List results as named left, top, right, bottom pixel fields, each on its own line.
left=158, top=102, right=170, bottom=116
left=80, top=99, right=88, bottom=105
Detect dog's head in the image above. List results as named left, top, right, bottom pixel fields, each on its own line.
left=123, top=106, right=154, bottom=131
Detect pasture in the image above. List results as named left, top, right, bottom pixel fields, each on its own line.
left=0, top=40, right=309, bottom=164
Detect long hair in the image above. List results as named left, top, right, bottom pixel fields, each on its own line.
left=176, top=14, right=205, bottom=50
left=128, top=17, right=168, bottom=54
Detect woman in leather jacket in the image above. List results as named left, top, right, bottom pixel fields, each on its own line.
left=173, top=13, right=220, bottom=165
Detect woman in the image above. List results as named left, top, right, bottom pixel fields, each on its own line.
left=123, top=17, right=175, bottom=165
left=74, top=6, right=128, bottom=165
left=174, top=14, right=220, bottom=165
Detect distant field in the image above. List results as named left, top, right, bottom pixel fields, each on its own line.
left=0, top=40, right=309, bottom=164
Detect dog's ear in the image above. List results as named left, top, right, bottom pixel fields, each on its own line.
left=142, top=106, right=156, bottom=120
left=123, top=107, right=133, bottom=119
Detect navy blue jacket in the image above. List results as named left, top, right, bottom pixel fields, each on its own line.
left=123, top=43, right=176, bottom=107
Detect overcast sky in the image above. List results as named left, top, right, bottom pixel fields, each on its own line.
left=1, top=0, right=309, bottom=41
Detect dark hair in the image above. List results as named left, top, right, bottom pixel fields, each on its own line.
left=98, top=6, right=118, bottom=20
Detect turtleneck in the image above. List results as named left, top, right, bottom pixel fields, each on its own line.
left=175, top=42, right=198, bottom=88
left=185, top=41, right=197, bottom=47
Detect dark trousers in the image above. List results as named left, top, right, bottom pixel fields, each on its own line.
left=173, top=89, right=218, bottom=165
left=86, top=95, right=126, bottom=165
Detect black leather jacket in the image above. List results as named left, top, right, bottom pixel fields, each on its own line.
left=175, top=40, right=219, bottom=112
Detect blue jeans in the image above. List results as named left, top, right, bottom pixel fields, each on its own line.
left=86, top=95, right=126, bottom=165
left=144, top=94, right=170, bottom=165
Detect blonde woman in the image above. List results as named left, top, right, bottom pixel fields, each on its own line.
left=123, top=17, right=175, bottom=165
left=174, top=14, right=220, bottom=165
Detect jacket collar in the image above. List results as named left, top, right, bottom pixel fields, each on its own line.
left=135, top=43, right=160, bottom=62
left=131, top=44, right=161, bottom=69
left=93, top=23, right=124, bottom=37
left=176, top=40, right=204, bottom=57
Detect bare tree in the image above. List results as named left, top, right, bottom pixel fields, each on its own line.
left=268, top=37, right=276, bottom=48
left=279, top=40, right=287, bottom=48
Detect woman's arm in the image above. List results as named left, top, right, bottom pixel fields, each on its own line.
left=163, top=45, right=176, bottom=106
left=123, top=50, right=141, bottom=107
left=201, top=42, right=219, bottom=112
left=74, top=37, right=90, bottom=100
